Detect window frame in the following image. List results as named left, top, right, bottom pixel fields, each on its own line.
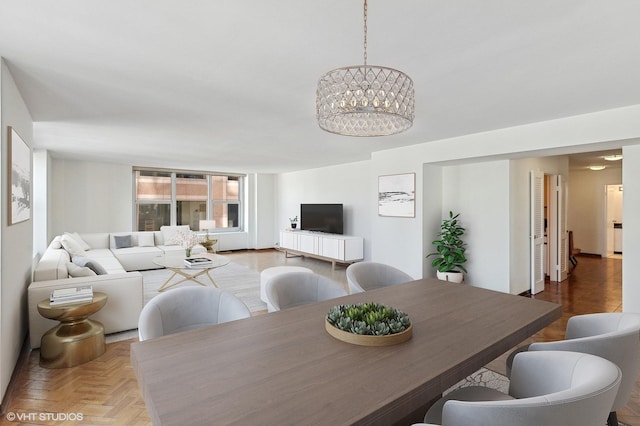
left=133, top=167, right=245, bottom=233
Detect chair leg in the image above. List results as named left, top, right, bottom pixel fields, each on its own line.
left=607, top=411, right=618, bottom=426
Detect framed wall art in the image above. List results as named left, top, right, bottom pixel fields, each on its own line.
left=8, top=126, right=31, bottom=225
left=378, top=173, right=415, bottom=217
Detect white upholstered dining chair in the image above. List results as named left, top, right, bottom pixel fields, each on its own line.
left=505, top=312, right=640, bottom=426
left=138, top=286, right=251, bottom=341
left=419, top=351, right=621, bottom=426
left=346, top=261, right=413, bottom=294
left=264, top=271, right=347, bottom=312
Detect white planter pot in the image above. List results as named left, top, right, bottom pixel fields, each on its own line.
left=436, top=270, right=464, bottom=283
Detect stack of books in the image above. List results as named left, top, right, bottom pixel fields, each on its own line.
left=50, top=285, right=94, bottom=306
left=184, top=257, right=213, bottom=268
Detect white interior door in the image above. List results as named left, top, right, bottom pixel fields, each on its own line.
left=530, top=170, right=545, bottom=294
left=549, top=175, right=569, bottom=282
left=605, top=184, right=623, bottom=257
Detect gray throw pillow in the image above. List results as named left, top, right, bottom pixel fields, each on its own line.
left=67, top=262, right=97, bottom=278
left=114, top=234, right=132, bottom=249
left=72, top=257, right=108, bottom=275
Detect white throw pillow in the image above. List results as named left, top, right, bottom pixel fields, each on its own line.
left=61, top=234, right=87, bottom=257
left=64, top=232, right=91, bottom=251
left=160, top=225, right=190, bottom=245
left=50, top=236, right=63, bottom=249
left=137, top=232, right=155, bottom=247
left=67, top=262, right=97, bottom=278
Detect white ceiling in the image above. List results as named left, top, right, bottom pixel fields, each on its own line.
left=1, top=1, right=639, bottom=173
left=567, top=150, right=623, bottom=171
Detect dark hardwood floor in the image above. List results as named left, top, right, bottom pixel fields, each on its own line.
left=1, top=252, right=636, bottom=425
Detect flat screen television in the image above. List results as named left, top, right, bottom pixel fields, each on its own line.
left=300, top=204, right=343, bottom=234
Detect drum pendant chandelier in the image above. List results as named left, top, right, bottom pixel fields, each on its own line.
left=316, top=0, right=415, bottom=137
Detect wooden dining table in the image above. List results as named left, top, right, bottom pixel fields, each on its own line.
left=130, top=278, right=561, bottom=426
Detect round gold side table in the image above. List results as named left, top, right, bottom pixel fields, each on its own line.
left=37, top=292, right=108, bottom=368
left=201, top=238, right=218, bottom=253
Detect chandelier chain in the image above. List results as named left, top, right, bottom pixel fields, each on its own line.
left=363, top=0, right=368, bottom=66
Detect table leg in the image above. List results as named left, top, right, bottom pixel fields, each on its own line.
left=158, top=270, right=181, bottom=291
left=158, top=268, right=217, bottom=291
left=184, top=269, right=211, bottom=287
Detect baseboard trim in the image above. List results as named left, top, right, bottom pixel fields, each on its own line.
left=576, top=253, right=602, bottom=258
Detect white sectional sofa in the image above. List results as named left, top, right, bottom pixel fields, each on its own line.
left=28, top=227, right=202, bottom=349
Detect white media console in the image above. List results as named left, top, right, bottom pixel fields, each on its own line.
left=279, top=230, right=364, bottom=269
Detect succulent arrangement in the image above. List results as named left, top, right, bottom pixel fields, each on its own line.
left=326, top=302, right=411, bottom=336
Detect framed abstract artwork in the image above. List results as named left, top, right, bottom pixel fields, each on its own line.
left=8, top=126, right=31, bottom=225
left=378, top=173, right=415, bottom=217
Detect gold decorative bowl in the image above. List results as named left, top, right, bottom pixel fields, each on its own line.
left=325, top=319, right=413, bottom=346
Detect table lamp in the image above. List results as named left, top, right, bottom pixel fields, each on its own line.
left=199, top=220, right=216, bottom=239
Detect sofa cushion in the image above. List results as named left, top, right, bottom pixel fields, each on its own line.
left=67, top=262, right=97, bottom=278
left=157, top=244, right=188, bottom=255
left=138, top=232, right=155, bottom=247
left=114, top=234, right=132, bottom=249
left=112, top=246, right=164, bottom=271
left=34, top=248, right=71, bottom=281
left=84, top=249, right=128, bottom=273
left=61, top=234, right=87, bottom=257
left=50, top=236, right=63, bottom=250
left=73, top=257, right=108, bottom=275
left=79, top=233, right=110, bottom=250
left=65, top=232, right=91, bottom=250
left=84, top=248, right=117, bottom=259
left=160, top=225, right=190, bottom=245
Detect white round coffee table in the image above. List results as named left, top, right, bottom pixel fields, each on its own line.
left=152, top=253, right=230, bottom=291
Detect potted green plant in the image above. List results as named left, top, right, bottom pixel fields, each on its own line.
left=289, top=215, right=299, bottom=229
left=426, top=211, right=467, bottom=283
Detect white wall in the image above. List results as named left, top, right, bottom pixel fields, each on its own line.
left=251, top=173, right=277, bottom=249
left=51, top=158, right=133, bottom=236
left=370, top=148, right=425, bottom=279
left=622, top=145, right=640, bottom=312
left=0, top=59, right=33, bottom=402
left=567, top=167, right=622, bottom=255
left=422, top=165, right=443, bottom=279
left=441, top=161, right=511, bottom=292
left=279, top=105, right=640, bottom=298
left=277, top=160, right=372, bottom=259
left=33, top=150, right=51, bottom=255
left=45, top=161, right=273, bottom=253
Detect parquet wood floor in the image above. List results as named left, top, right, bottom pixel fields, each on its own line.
left=1, top=251, right=637, bottom=425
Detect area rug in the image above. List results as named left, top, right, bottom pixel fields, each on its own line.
left=105, top=261, right=266, bottom=343
left=140, top=261, right=266, bottom=312
left=445, top=367, right=510, bottom=395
